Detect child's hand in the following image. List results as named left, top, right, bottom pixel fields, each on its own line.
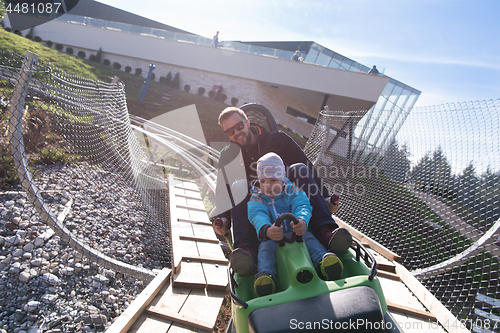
left=293, top=219, right=307, bottom=236
left=266, top=224, right=283, bottom=241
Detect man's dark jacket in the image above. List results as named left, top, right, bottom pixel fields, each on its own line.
left=215, top=126, right=329, bottom=221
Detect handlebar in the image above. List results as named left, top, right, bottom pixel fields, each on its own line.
left=274, top=213, right=303, bottom=245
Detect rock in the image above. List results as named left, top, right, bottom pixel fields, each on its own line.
left=30, top=258, right=48, bottom=267
left=12, top=249, right=24, bottom=257
left=4, top=200, right=15, bottom=208
left=26, top=314, right=37, bottom=322
left=5, top=222, right=17, bottom=231
left=83, top=313, right=107, bottom=326
left=22, top=243, right=34, bottom=252
left=15, top=309, right=25, bottom=322
left=105, top=295, right=116, bottom=304
left=19, top=269, right=37, bottom=283
left=104, top=269, right=116, bottom=279
left=24, top=301, right=40, bottom=312
left=5, top=235, right=20, bottom=246
left=11, top=216, right=21, bottom=225
left=9, top=262, right=21, bottom=275
left=18, top=221, right=29, bottom=229
left=61, top=267, right=74, bottom=276
left=41, top=273, right=59, bottom=285
left=41, top=294, right=58, bottom=304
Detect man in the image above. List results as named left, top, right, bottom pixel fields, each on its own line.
left=213, top=107, right=352, bottom=276
left=291, top=50, right=300, bottom=62
left=367, top=65, right=379, bottom=75
left=213, top=31, right=220, bottom=48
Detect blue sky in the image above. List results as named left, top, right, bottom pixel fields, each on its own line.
left=96, top=0, right=500, bottom=107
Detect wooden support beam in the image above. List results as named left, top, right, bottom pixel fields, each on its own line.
left=395, top=262, right=469, bottom=333
left=377, top=271, right=400, bottom=281
left=377, top=262, right=396, bottom=273
left=180, top=235, right=220, bottom=244
left=182, top=256, right=228, bottom=265
left=146, top=307, right=214, bottom=331
left=174, top=185, right=199, bottom=192
left=175, top=193, right=203, bottom=200
left=105, top=268, right=171, bottom=333
left=386, top=301, right=436, bottom=321
left=178, top=218, right=212, bottom=226
left=334, top=217, right=401, bottom=262
left=176, top=204, right=207, bottom=212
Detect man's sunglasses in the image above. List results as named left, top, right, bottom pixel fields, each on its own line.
left=224, top=121, right=245, bottom=136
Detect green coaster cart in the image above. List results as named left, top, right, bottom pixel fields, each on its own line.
left=227, top=213, right=388, bottom=332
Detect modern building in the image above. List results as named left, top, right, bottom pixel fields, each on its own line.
left=3, top=0, right=420, bottom=162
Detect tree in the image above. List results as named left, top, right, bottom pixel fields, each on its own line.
left=379, top=140, right=411, bottom=183
left=456, top=162, right=479, bottom=210
left=410, top=153, right=432, bottom=188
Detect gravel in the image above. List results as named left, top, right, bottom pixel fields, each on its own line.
left=0, top=163, right=170, bottom=332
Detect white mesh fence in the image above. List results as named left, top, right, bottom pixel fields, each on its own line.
left=304, top=100, right=500, bottom=331
left=1, top=51, right=170, bottom=331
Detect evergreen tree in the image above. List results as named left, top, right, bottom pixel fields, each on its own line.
left=380, top=140, right=411, bottom=183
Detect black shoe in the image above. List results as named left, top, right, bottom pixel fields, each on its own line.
left=230, top=248, right=257, bottom=276
left=328, top=228, right=352, bottom=256
left=254, top=272, right=275, bottom=297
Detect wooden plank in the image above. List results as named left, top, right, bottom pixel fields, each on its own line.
left=174, top=185, right=199, bottom=192
left=377, top=262, right=396, bottom=273
left=105, top=268, right=171, bottom=333
left=195, top=241, right=228, bottom=260
left=179, top=240, right=201, bottom=257
left=177, top=218, right=212, bottom=226
left=177, top=289, right=226, bottom=329
left=394, top=262, right=469, bottom=333
left=187, top=210, right=211, bottom=223
left=377, top=270, right=400, bottom=281
left=386, top=301, right=436, bottom=321
left=173, top=261, right=206, bottom=289
left=334, top=217, right=401, bottom=262
left=191, top=222, right=218, bottom=239
left=146, top=307, right=213, bottom=331
left=148, top=285, right=191, bottom=316
left=182, top=256, right=228, bottom=265
left=176, top=204, right=207, bottom=212
left=179, top=235, right=219, bottom=244
left=186, top=197, right=205, bottom=208
left=175, top=193, right=203, bottom=200
left=202, top=262, right=228, bottom=292
left=127, top=314, right=172, bottom=333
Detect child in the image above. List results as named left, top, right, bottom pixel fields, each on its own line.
left=248, top=152, right=343, bottom=297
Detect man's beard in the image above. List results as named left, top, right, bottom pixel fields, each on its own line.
left=231, top=131, right=253, bottom=148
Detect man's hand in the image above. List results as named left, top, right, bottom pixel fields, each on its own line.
left=213, top=217, right=230, bottom=235
left=292, top=219, right=307, bottom=236
left=266, top=224, right=284, bottom=241
left=325, top=197, right=340, bottom=213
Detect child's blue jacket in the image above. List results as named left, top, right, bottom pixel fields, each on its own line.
left=247, top=178, right=312, bottom=242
